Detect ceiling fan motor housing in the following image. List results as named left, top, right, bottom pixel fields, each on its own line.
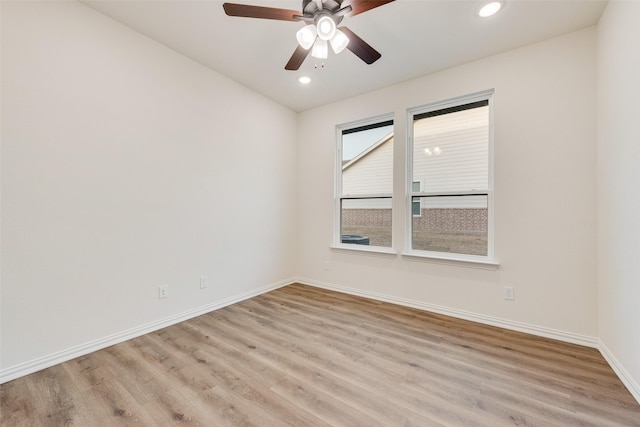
left=302, top=0, right=345, bottom=25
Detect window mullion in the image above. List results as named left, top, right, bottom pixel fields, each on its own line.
left=411, top=190, right=489, bottom=198
left=341, top=194, right=392, bottom=200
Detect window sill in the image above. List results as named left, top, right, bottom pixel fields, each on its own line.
left=331, top=245, right=398, bottom=257
left=401, top=251, right=500, bottom=270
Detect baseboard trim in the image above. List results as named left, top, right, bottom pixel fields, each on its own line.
left=0, top=278, right=293, bottom=384
left=295, top=278, right=599, bottom=348
left=598, top=340, right=640, bottom=404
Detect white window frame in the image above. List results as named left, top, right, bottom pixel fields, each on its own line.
left=405, top=90, right=498, bottom=266
left=334, top=113, right=395, bottom=253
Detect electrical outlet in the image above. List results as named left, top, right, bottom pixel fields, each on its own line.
left=200, top=276, right=208, bottom=289
left=323, top=261, right=329, bottom=271
left=159, top=285, right=168, bottom=299
left=503, top=286, right=514, bottom=301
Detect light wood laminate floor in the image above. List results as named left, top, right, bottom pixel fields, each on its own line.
left=2, top=283, right=639, bottom=426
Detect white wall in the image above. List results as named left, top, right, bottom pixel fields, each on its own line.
left=597, top=0, right=640, bottom=400
left=298, top=28, right=598, bottom=342
left=0, top=1, right=297, bottom=379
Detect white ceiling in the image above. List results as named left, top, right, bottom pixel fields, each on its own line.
left=82, top=0, right=606, bottom=112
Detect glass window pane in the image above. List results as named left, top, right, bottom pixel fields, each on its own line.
left=412, top=195, right=488, bottom=256
left=341, top=198, right=392, bottom=248
left=412, top=181, right=421, bottom=215
left=342, top=124, right=394, bottom=196
left=413, top=105, right=489, bottom=193
left=412, top=200, right=421, bottom=216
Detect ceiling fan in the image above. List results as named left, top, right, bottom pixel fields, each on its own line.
left=223, top=0, right=396, bottom=70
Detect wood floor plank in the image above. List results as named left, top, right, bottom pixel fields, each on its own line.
left=22, top=363, right=83, bottom=424
left=221, top=296, right=497, bottom=423
left=80, top=377, right=159, bottom=426
left=194, top=309, right=400, bottom=425
left=211, top=302, right=484, bottom=425
left=2, top=283, right=639, bottom=426
left=165, top=338, right=325, bottom=426
left=0, top=378, right=38, bottom=427
left=101, top=341, right=171, bottom=406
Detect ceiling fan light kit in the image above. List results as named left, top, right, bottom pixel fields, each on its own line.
left=330, top=29, right=350, bottom=54
left=311, top=38, right=329, bottom=59
left=296, top=24, right=317, bottom=49
left=306, top=15, right=350, bottom=56
left=316, top=15, right=337, bottom=40
left=222, top=0, right=397, bottom=70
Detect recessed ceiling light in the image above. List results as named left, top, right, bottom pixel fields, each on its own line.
left=298, top=76, right=311, bottom=85
left=478, top=1, right=503, bottom=18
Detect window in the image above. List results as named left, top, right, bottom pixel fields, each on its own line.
left=407, top=91, right=494, bottom=260
left=336, top=116, right=394, bottom=249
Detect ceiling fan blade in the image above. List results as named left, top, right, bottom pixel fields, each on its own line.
left=340, top=27, right=381, bottom=65
left=285, top=45, right=311, bottom=70
left=341, top=0, right=395, bottom=17
left=223, top=3, right=301, bottom=21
